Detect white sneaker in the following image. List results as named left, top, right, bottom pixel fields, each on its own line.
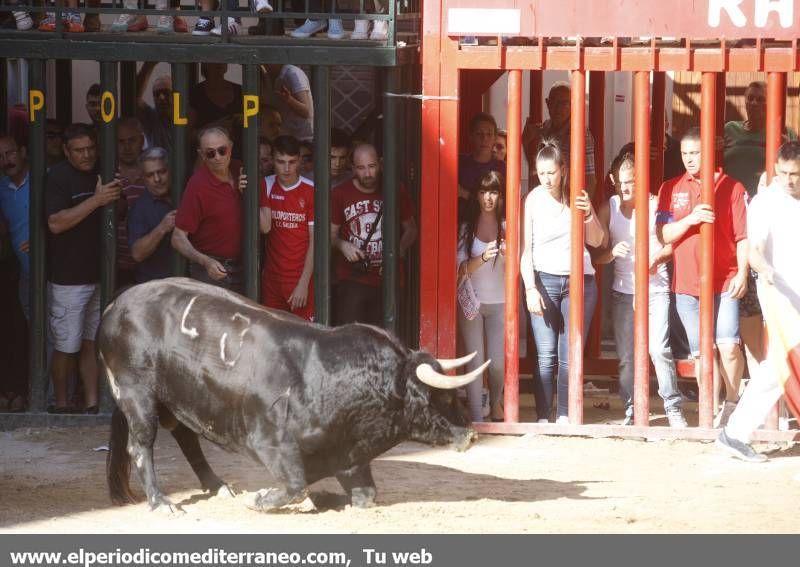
left=211, top=17, right=240, bottom=36
left=156, top=15, right=174, bottom=34
left=666, top=411, right=688, bottom=428
left=110, top=13, right=133, bottom=33
left=254, top=0, right=273, bottom=13
left=369, top=19, right=388, bottom=41
left=351, top=18, right=369, bottom=39
left=290, top=18, right=326, bottom=38
left=537, top=419, right=549, bottom=424
left=556, top=415, right=570, bottom=425
left=327, top=18, right=345, bottom=40
left=13, top=11, right=33, bottom=31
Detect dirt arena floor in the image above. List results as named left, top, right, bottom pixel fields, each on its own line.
left=1, top=415, right=799, bottom=534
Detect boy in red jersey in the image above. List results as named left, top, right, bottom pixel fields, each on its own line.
left=259, top=135, right=315, bottom=320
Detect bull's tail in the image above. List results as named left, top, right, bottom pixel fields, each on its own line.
left=107, top=407, right=139, bottom=505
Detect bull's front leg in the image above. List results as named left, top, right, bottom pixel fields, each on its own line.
left=336, top=463, right=377, bottom=508
left=247, top=439, right=309, bottom=513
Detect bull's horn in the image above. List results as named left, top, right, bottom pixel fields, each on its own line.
left=436, top=352, right=477, bottom=371
left=416, top=359, right=490, bottom=390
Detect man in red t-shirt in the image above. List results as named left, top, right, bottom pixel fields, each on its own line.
left=259, top=135, right=315, bottom=321
left=331, top=143, right=418, bottom=327
left=656, top=127, right=749, bottom=427
left=173, top=126, right=244, bottom=293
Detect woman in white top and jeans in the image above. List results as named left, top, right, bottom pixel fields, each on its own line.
left=520, top=141, right=606, bottom=423
left=457, top=171, right=506, bottom=422
left=595, top=150, right=686, bottom=427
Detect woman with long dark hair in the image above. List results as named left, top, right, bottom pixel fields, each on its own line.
left=457, top=170, right=507, bottom=422
left=520, top=140, right=606, bottom=423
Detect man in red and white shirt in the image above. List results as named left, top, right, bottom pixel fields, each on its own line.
left=331, top=143, right=417, bottom=327
left=259, top=135, right=315, bottom=321
left=656, top=127, right=749, bottom=427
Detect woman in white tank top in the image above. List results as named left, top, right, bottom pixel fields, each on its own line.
left=595, top=150, right=685, bottom=427
left=520, top=140, right=607, bottom=423
left=457, top=171, right=507, bottom=422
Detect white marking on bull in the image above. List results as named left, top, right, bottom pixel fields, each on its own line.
left=180, top=296, right=199, bottom=339
left=219, top=313, right=252, bottom=367
left=101, top=352, right=121, bottom=399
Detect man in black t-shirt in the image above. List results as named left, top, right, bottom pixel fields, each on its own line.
left=44, top=123, right=121, bottom=414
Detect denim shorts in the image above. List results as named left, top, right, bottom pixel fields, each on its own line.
left=675, top=292, right=740, bottom=356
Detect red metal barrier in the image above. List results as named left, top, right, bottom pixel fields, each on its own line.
left=633, top=70, right=651, bottom=426
left=588, top=71, right=606, bottom=361
left=568, top=70, right=587, bottom=424
left=504, top=70, right=523, bottom=423
left=699, top=72, right=717, bottom=429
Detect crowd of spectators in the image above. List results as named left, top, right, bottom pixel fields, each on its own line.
left=0, top=59, right=416, bottom=413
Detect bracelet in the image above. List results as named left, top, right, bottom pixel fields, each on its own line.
left=480, top=252, right=488, bottom=263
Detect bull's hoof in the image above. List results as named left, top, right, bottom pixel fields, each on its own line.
left=150, top=496, right=184, bottom=516
left=246, top=487, right=309, bottom=513
left=350, top=487, right=377, bottom=508
left=213, top=484, right=236, bottom=499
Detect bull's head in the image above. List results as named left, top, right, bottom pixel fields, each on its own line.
left=404, top=352, right=487, bottom=451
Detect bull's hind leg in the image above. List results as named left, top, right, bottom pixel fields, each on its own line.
left=168, top=421, right=234, bottom=497
left=122, top=395, right=181, bottom=513
left=247, top=440, right=309, bottom=512
left=336, top=463, right=377, bottom=508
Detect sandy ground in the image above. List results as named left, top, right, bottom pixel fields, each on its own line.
left=1, top=421, right=799, bottom=534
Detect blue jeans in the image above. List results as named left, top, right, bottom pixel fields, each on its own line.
left=675, top=292, right=740, bottom=356
left=528, top=272, right=598, bottom=420
left=611, top=290, right=682, bottom=417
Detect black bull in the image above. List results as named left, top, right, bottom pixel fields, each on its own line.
left=99, top=278, right=487, bottom=512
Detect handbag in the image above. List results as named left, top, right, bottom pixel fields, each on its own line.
left=457, top=273, right=480, bottom=321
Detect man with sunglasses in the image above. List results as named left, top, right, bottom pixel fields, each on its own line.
left=172, top=127, right=244, bottom=294
left=136, top=62, right=174, bottom=154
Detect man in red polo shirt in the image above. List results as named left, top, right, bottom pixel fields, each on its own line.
left=259, top=135, right=315, bottom=321
left=172, top=126, right=244, bottom=293
left=656, top=127, right=749, bottom=427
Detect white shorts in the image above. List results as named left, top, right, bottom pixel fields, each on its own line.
left=48, top=282, right=101, bottom=353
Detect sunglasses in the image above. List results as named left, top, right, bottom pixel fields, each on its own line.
left=202, top=146, right=229, bottom=159
left=153, top=88, right=171, bottom=98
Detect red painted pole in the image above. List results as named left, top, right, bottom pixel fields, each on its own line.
left=699, top=72, right=717, bottom=429
left=587, top=71, right=605, bottom=361
left=633, top=71, right=651, bottom=426
left=504, top=70, right=523, bottom=423
left=765, top=72, right=786, bottom=431
left=651, top=72, right=667, bottom=192
left=766, top=73, right=786, bottom=184
left=568, top=70, right=587, bottom=424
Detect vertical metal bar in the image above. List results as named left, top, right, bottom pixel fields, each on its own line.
left=99, top=61, right=118, bottom=310
left=170, top=62, right=189, bottom=277
left=312, top=65, right=331, bottom=326
left=587, top=71, right=605, bottom=361
left=387, top=0, right=396, bottom=46
left=568, top=70, right=587, bottom=424
left=120, top=61, right=138, bottom=118
left=766, top=73, right=786, bottom=184
left=27, top=59, right=47, bottom=413
left=382, top=66, right=400, bottom=334
left=242, top=64, right=260, bottom=301
left=633, top=70, right=651, bottom=427
left=504, top=69, right=522, bottom=423
left=529, top=70, right=543, bottom=124
left=419, top=0, right=443, bottom=353
left=699, top=72, right=717, bottom=429
left=0, top=59, right=7, bottom=134
left=765, top=71, right=786, bottom=431
left=55, top=60, right=73, bottom=126
left=651, top=72, right=667, bottom=190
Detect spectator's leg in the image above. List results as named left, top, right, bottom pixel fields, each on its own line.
left=649, top=291, right=682, bottom=415
left=715, top=292, right=744, bottom=404
left=79, top=339, right=98, bottom=410
left=483, top=302, right=506, bottom=420
left=50, top=350, right=73, bottom=409
left=458, top=305, right=487, bottom=422
left=528, top=273, right=562, bottom=422
left=193, top=0, right=217, bottom=34
left=111, top=0, right=148, bottom=32
left=724, top=360, right=782, bottom=444
left=611, top=290, right=635, bottom=421
left=83, top=0, right=101, bottom=31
